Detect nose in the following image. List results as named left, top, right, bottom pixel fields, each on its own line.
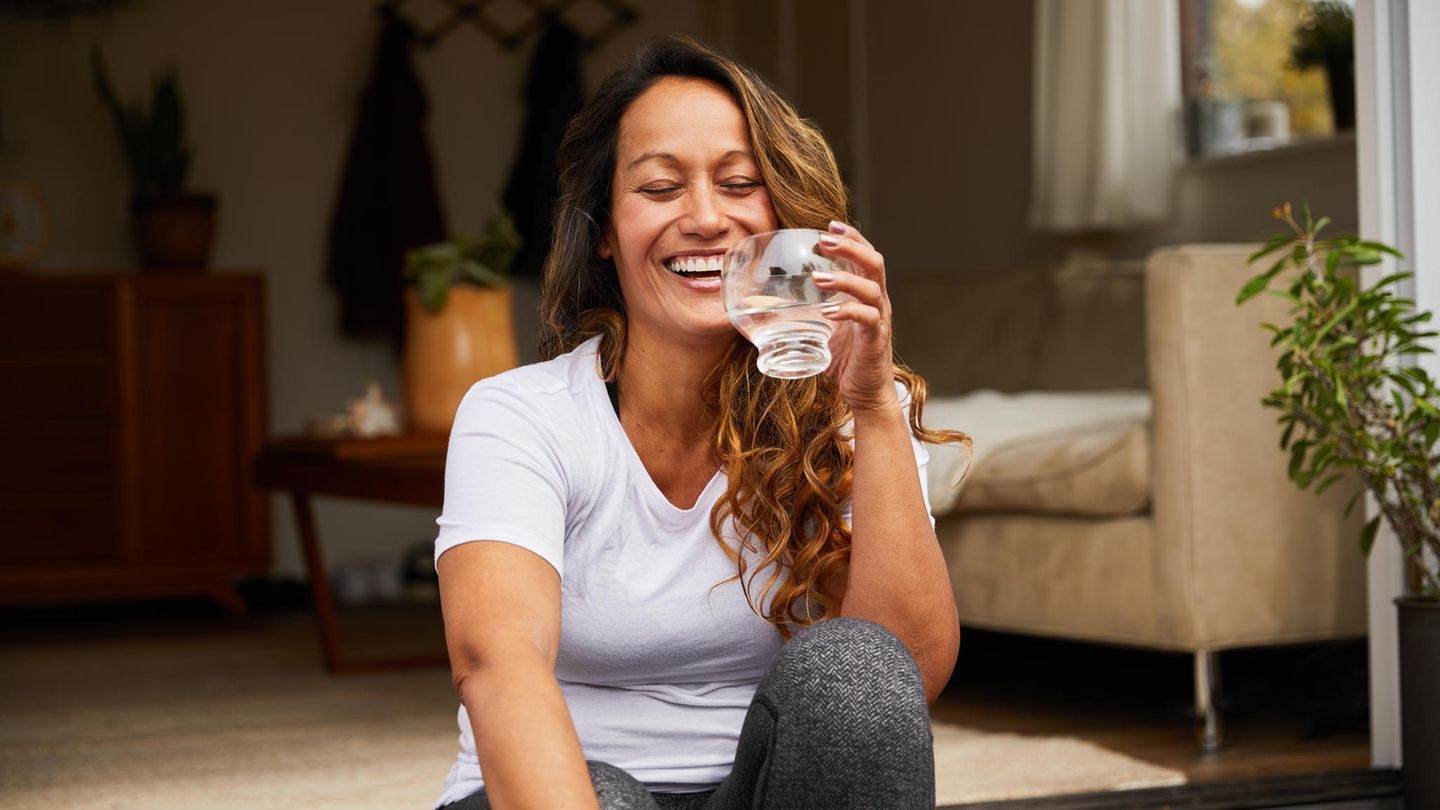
left=679, top=183, right=727, bottom=239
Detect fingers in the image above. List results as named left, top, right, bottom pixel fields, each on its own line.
left=814, top=220, right=888, bottom=334
left=820, top=299, right=884, bottom=330
left=826, top=219, right=873, bottom=250
left=817, top=221, right=884, bottom=285
left=812, top=267, right=882, bottom=308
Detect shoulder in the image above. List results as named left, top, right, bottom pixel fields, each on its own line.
left=454, top=337, right=603, bottom=429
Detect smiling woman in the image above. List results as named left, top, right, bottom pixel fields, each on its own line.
left=432, top=34, right=969, bottom=810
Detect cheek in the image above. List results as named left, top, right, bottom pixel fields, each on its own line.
left=745, top=189, right=780, bottom=230
left=611, top=200, right=668, bottom=254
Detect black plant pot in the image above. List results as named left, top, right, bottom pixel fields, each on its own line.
left=1398, top=597, right=1440, bottom=809
left=132, top=192, right=218, bottom=272
left=1324, top=50, right=1356, bottom=132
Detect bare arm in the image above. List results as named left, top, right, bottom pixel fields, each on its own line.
left=439, top=541, right=600, bottom=810
left=836, top=394, right=961, bottom=704
left=812, top=221, right=961, bottom=703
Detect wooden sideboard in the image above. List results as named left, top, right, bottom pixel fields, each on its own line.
left=0, top=272, right=270, bottom=611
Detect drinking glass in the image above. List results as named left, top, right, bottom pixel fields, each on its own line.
left=722, top=229, right=850, bottom=379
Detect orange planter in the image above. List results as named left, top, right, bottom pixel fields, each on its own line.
left=404, top=285, right=518, bottom=436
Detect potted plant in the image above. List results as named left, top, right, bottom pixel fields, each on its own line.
left=403, top=211, right=521, bottom=435
left=1239, top=202, right=1439, bottom=809
left=92, top=48, right=217, bottom=271
left=1291, top=0, right=1355, bottom=131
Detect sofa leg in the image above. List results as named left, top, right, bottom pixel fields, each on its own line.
left=1195, top=650, right=1222, bottom=753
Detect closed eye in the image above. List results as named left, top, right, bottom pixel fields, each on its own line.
left=721, top=180, right=763, bottom=193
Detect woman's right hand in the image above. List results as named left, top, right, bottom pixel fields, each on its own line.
left=439, top=542, right=601, bottom=810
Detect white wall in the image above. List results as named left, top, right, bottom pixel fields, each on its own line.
left=0, top=0, right=708, bottom=578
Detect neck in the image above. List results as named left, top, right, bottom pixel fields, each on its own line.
left=617, top=325, right=733, bottom=442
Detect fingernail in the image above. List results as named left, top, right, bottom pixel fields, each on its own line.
left=820, top=301, right=841, bottom=313
left=812, top=270, right=834, bottom=282
left=818, top=233, right=841, bottom=248
left=828, top=220, right=848, bottom=234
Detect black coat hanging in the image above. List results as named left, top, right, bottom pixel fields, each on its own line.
left=502, top=16, right=584, bottom=279
left=325, top=8, right=447, bottom=345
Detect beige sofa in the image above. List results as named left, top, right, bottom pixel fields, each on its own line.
left=891, top=245, right=1368, bottom=750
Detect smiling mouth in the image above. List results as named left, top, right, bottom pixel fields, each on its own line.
left=665, top=255, right=723, bottom=280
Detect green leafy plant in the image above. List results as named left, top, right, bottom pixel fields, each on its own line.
left=1290, top=0, right=1353, bottom=71
left=404, top=212, right=521, bottom=313
left=1239, top=202, right=1440, bottom=598
left=91, top=48, right=192, bottom=204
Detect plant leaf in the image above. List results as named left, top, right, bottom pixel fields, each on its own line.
left=1359, top=240, right=1405, bottom=259
left=418, top=269, right=451, bottom=312
left=1360, top=515, right=1382, bottom=556
left=1249, top=234, right=1295, bottom=263
left=1238, top=257, right=1291, bottom=304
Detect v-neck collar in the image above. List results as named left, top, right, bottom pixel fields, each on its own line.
left=584, top=340, right=725, bottom=519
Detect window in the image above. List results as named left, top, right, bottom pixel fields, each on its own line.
left=1180, top=0, right=1354, bottom=157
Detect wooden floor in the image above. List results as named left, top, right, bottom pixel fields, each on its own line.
left=930, top=628, right=1372, bottom=784
left=3, top=591, right=1373, bottom=792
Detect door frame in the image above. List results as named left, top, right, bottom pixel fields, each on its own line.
left=1356, top=0, right=1439, bottom=769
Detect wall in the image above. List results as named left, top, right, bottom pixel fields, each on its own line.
left=719, top=0, right=1054, bottom=276
left=864, top=0, right=1048, bottom=275
left=0, top=0, right=708, bottom=579
left=1099, top=134, right=1359, bottom=257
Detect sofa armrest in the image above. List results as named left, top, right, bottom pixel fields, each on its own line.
left=1145, top=245, right=1366, bottom=649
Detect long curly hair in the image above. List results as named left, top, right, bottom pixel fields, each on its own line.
left=540, top=35, right=969, bottom=638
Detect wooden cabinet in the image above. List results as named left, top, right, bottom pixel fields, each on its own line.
left=0, top=273, right=269, bottom=610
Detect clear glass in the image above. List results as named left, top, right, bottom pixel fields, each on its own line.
left=722, top=228, right=850, bottom=379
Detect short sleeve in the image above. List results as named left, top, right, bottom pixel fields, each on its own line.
left=841, top=382, right=936, bottom=530
left=434, top=381, right=569, bottom=576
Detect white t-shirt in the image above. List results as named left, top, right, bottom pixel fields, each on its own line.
left=432, top=336, right=932, bottom=807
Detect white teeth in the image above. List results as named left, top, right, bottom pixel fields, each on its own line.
left=666, top=256, right=723, bottom=276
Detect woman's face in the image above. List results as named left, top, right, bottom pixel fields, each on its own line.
left=602, top=76, right=779, bottom=348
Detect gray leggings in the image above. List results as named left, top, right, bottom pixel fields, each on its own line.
left=444, top=618, right=936, bottom=810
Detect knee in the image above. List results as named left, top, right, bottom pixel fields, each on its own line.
left=585, top=760, right=654, bottom=810
left=762, top=618, right=928, bottom=729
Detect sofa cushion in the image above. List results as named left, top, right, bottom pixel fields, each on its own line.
left=923, top=390, right=1152, bottom=518
left=960, top=419, right=1150, bottom=515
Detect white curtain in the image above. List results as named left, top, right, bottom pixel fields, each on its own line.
left=1030, top=0, right=1181, bottom=231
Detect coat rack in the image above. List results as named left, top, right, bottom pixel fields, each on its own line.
left=378, top=0, right=639, bottom=51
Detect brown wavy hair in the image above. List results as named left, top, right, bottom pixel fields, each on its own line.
left=540, top=35, right=969, bottom=638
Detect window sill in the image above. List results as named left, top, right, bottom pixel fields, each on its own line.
left=1181, top=130, right=1356, bottom=172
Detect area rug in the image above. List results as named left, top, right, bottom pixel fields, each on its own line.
left=930, top=721, right=1185, bottom=805
left=0, top=615, right=1183, bottom=809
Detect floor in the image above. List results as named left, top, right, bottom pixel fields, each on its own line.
left=0, top=590, right=1391, bottom=809
left=931, top=628, right=1373, bottom=783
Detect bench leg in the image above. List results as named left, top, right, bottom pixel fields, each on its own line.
left=288, top=491, right=449, bottom=675
left=291, top=492, right=346, bottom=672
left=1195, top=649, right=1222, bottom=753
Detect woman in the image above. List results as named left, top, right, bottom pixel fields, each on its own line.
left=434, top=34, right=968, bottom=810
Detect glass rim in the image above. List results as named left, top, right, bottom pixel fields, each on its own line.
left=727, top=227, right=827, bottom=246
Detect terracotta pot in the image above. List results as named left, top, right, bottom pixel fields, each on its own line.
left=132, top=193, right=217, bottom=271
left=404, top=285, right=519, bottom=436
